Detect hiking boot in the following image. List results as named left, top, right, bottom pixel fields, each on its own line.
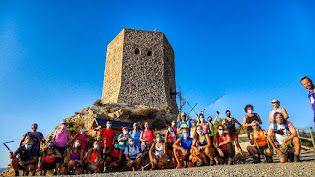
left=228, top=158, right=233, bottom=165
left=15, top=171, right=19, bottom=176
left=183, top=164, right=188, bottom=168
left=189, top=162, right=194, bottom=168
left=288, top=152, right=294, bottom=162
left=241, top=156, right=246, bottom=164
left=210, top=160, right=214, bottom=166
left=294, top=154, right=301, bottom=162
left=176, top=163, right=183, bottom=169
left=196, top=162, right=203, bottom=167
left=252, top=156, right=258, bottom=164
left=23, top=171, right=29, bottom=176
left=265, top=156, right=273, bottom=163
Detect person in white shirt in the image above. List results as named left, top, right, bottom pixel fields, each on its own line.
left=267, top=112, right=301, bottom=163
left=124, top=138, right=142, bottom=170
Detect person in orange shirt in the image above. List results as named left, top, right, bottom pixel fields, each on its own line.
left=246, top=120, right=273, bottom=163
left=86, top=141, right=104, bottom=173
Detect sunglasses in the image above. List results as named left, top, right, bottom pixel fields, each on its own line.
left=271, top=102, right=279, bottom=104
left=218, top=129, right=223, bottom=130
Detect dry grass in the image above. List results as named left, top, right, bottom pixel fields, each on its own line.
left=159, top=105, right=173, bottom=114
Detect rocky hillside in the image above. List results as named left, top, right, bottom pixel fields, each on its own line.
left=0, top=101, right=177, bottom=176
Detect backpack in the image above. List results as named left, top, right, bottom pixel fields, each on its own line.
left=216, top=133, right=227, bottom=144
left=273, top=121, right=289, bottom=131
left=127, top=145, right=139, bottom=157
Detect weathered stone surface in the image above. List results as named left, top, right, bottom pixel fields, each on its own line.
left=101, top=28, right=178, bottom=113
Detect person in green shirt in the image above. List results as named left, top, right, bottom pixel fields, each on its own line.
left=207, top=111, right=220, bottom=145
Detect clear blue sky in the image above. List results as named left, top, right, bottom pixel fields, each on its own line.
left=0, top=0, right=314, bottom=168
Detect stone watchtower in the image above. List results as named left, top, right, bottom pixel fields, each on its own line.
left=101, top=28, right=178, bottom=113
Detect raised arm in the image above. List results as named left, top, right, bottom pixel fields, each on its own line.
left=212, top=112, right=220, bottom=124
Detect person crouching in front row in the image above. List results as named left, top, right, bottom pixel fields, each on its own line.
left=124, top=138, right=142, bottom=171
left=173, top=128, right=194, bottom=168
left=246, top=120, right=273, bottom=163
left=149, top=134, right=167, bottom=170
left=214, top=125, right=235, bottom=165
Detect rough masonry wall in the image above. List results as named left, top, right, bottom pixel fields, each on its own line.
left=102, top=28, right=178, bottom=113
left=162, top=35, right=178, bottom=113
left=101, top=29, right=125, bottom=104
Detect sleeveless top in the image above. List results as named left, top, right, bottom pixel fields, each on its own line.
left=196, top=135, right=208, bottom=147
left=44, top=150, right=56, bottom=163
left=201, top=123, right=210, bottom=134
left=70, top=149, right=80, bottom=161
left=253, top=129, right=267, bottom=147
left=270, top=108, right=284, bottom=121
left=89, top=151, right=98, bottom=162
left=225, top=118, right=237, bottom=135
left=180, top=135, right=193, bottom=151
left=155, top=143, right=164, bottom=157
left=110, top=149, right=120, bottom=159
left=167, top=132, right=176, bottom=142
left=246, top=114, right=259, bottom=133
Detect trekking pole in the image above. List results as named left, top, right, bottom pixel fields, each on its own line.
left=187, top=103, right=197, bottom=115
left=140, top=161, right=152, bottom=171
left=202, top=94, right=226, bottom=112
left=103, top=137, right=107, bottom=172
left=3, top=141, right=14, bottom=152
left=187, top=102, right=198, bottom=115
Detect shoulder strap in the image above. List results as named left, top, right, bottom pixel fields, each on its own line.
left=273, top=123, right=277, bottom=130
left=44, top=150, right=47, bottom=156
left=284, top=122, right=289, bottom=130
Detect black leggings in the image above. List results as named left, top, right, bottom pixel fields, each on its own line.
left=218, top=142, right=235, bottom=159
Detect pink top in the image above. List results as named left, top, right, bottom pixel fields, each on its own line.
left=54, top=129, right=70, bottom=147
left=74, top=133, right=89, bottom=149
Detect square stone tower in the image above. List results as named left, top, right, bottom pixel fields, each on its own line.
left=101, top=28, right=178, bottom=113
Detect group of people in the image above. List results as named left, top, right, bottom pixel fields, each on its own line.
left=9, top=76, right=314, bottom=176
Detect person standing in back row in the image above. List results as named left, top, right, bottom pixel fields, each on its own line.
left=98, top=121, right=116, bottom=158
left=269, top=99, right=289, bottom=123
left=222, top=110, right=245, bottom=163
left=301, top=77, right=315, bottom=127
left=242, top=104, right=262, bottom=139
left=53, top=121, right=71, bottom=175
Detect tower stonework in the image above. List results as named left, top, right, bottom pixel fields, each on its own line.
left=102, top=28, right=178, bottom=113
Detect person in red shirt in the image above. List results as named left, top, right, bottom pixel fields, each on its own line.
left=72, top=126, right=90, bottom=153
left=140, top=121, right=154, bottom=166
left=214, top=125, right=235, bottom=165
left=98, top=121, right=116, bottom=159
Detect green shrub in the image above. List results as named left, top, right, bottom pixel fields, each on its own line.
left=93, top=99, right=102, bottom=106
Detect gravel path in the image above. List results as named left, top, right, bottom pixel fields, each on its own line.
left=59, top=151, right=314, bottom=177
left=2, top=151, right=314, bottom=176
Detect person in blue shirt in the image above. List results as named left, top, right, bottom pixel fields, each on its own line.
left=173, top=128, right=193, bottom=168
left=177, top=114, right=191, bottom=135
left=129, top=123, right=141, bottom=149
left=301, top=77, right=315, bottom=127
